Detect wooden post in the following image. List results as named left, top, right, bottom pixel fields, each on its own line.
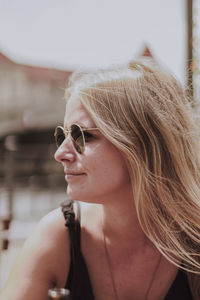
left=186, top=0, right=193, bottom=100
left=1, top=136, right=17, bottom=250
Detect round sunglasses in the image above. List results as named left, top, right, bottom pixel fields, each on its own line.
left=54, top=123, right=99, bottom=154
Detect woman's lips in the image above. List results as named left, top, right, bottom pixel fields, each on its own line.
left=65, top=172, right=86, bottom=181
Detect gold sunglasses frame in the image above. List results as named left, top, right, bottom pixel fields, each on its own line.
left=54, top=123, right=99, bottom=153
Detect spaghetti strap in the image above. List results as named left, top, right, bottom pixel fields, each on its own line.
left=61, top=200, right=81, bottom=260
left=61, top=199, right=75, bottom=228
left=61, top=199, right=95, bottom=300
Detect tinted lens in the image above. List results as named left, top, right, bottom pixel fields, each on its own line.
left=71, top=124, right=84, bottom=153
left=55, top=126, right=65, bottom=147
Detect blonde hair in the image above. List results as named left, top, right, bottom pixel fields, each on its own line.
left=65, top=59, right=200, bottom=297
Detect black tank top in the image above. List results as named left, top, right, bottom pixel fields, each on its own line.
left=61, top=200, right=193, bottom=300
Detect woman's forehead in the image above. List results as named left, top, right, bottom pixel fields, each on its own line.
left=65, top=97, right=85, bottom=116
left=64, top=97, right=95, bottom=127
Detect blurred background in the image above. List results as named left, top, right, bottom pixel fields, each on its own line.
left=0, top=0, right=199, bottom=289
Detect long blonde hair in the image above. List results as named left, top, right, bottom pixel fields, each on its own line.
left=65, top=59, right=200, bottom=297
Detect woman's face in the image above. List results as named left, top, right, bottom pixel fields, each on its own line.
left=54, top=96, right=131, bottom=204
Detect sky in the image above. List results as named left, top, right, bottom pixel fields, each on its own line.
left=0, top=0, right=186, bottom=83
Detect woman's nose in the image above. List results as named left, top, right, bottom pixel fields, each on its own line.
left=54, top=138, right=76, bottom=163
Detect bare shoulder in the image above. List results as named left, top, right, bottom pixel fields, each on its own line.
left=23, top=207, right=70, bottom=283
left=30, top=207, right=69, bottom=263
left=35, top=207, right=68, bottom=240
left=0, top=208, right=70, bottom=300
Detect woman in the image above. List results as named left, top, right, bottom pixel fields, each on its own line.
left=1, top=59, right=200, bottom=300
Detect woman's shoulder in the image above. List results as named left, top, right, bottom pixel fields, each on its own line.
left=36, top=206, right=68, bottom=235
left=25, top=206, right=70, bottom=252
left=25, top=207, right=70, bottom=280
left=0, top=207, right=70, bottom=300
left=21, top=207, right=71, bottom=280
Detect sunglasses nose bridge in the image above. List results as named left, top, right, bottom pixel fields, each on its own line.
left=62, top=130, right=74, bottom=147
left=55, top=125, right=85, bottom=154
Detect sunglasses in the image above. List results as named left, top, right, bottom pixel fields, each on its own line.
left=54, top=123, right=99, bottom=154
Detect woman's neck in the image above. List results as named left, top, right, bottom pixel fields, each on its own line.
left=101, top=197, right=151, bottom=251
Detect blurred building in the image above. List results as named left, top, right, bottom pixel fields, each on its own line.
left=0, top=51, right=72, bottom=193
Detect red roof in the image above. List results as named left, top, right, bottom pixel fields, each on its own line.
left=0, top=52, right=16, bottom=64
left=0, top=52, right=72, bottom=84
left=141, top=46, right=154, bottom=58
